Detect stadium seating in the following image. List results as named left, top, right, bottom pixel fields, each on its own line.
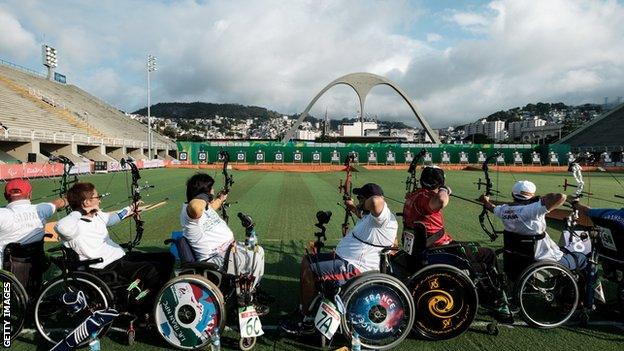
left=0, top=64, right=172, bottom=146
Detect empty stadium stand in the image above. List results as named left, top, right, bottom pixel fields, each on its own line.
left=0, top=62, right=176, bottom=163
left=557, top=102, right=624, bottom=152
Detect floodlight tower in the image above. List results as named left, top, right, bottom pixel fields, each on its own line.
left=147, top=54, right=157, bottom=159
left=42, top=44, right=58, bottom=80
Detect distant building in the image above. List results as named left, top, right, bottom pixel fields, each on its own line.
left=340, top=121, right=378, bottom=136
left=465, top=119, right=506, bottom=141
left=509, top=117, right=546, bottom=139
left=521, top=124, right=563, bottom=143
left=295, top=130, right=320, bottom=140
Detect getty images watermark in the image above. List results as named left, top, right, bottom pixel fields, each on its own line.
left=1, top=280, right=10, bottom=348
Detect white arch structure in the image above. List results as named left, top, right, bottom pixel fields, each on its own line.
left=282, top=72, right=440, bottom=143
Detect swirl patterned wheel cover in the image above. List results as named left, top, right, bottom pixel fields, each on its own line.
left=347, top=284, right=407, bottom=341
left=410, top=269, right=477, bottom=340
left=155, top=279, right=222, bottom=349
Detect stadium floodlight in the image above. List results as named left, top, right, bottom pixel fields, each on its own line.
left=42, top=44, right=58, bottom=80
left=147, top=54, right=157, bottom=159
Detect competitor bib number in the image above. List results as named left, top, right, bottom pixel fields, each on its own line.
left=403, top=231, right=415, bottom=255
left=314, top=299, right=341, bottom=340
left=238, top=306, right=264, bottom=338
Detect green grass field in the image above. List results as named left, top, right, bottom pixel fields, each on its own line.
left=6, top=167, right=624, bottom=350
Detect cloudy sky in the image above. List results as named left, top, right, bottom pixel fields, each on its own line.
left=1, top=0, right=623, bottom=128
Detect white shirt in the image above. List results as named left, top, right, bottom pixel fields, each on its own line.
left=336, top=203, right=398, bottom=272
left=55, top=211, right=126, bottom=269
left=0, top=200, right=56, bottom=264
left=493, top=201, right=564, bottom=262
left=180, top=204, right=235, bottom=261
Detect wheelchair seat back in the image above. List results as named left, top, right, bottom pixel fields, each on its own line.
left=591, top=217, right=624, bottom=263
left=503, top=230, right=544, bottom=280
left=3, top=240, right=47, bottom=292
left=168, top=231, right=198, bottom=264
left=401, top=222, right=427, bottom=256
left=167, top=231, right=224, bottom=288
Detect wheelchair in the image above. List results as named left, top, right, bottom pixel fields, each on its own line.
left=401, top=222, right=579, bottom=330
left=157, top=213, right=264, bottom=351
left=561, top=210, right=624, bottom=322
left=303, top=213, right=474, bottom=349
left=33, top=244, right=140, bottom=347
left=1, top=241, right=46, bottom=343
left=590, top=215, right=624, bottom=312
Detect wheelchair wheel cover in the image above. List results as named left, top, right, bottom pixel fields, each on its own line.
left=340, top=272, right=415, bottom=351
left=408, top=264, right=477, bottom=340
left=34, top=272, right=113, bottom=345
left=516, top=261, right=578, bottom=328
left=154, top=275, right=225, bottom=350
left=0, top=270, right=28, bottom=341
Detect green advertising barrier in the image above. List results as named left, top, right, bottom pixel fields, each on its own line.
left=177, top=141, right=571, bottom=165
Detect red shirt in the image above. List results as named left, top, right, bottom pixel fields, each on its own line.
left=403, top=188, right=453, bottom=246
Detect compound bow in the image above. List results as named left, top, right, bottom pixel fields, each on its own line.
left=338, top=153, right=356, bottom=237
left=405, top=149, right=428, bottom=194
left=478, top=152, right=504, bottom=241
left=218, top=149, right=235, bottom=223
left=120, top=158, right=151, bottom=252
left=50, top=155, right=78, bottom=215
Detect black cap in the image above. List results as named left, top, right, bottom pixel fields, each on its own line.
left=420, top=166, right=445, bottom=189
left=353, top=183, right=384, bottom=198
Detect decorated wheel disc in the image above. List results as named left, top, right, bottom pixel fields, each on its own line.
left=346, top=284, right=408, bottom=342
left=155, top=278, right=223, bottom=349
left=410, top=268, right=477, bottom=340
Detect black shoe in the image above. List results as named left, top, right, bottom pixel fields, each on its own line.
left=279, top=312, right=315, bottom=335
left=493, top=306, right=515, bottom=325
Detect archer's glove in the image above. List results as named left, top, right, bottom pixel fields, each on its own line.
left=439, top=185, right=452, bottom=196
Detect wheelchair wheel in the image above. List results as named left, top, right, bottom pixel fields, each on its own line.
left=516, top=261, right=578, bottom=328
left=408, top=264, right=478, bottom=340
left=340, top=272, right=414, bottom=351
left=0, top=270, right=28, bottom=341
left=154, top=275, right=226, bottom=350
left=34, top=272, right=114, bottom=345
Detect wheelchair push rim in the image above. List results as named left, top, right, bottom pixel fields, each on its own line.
left=340, top=272, right=415, bottom=351
left=0, top=270, right=28, bottom=342
left=516, top=262, right=579, bottom=329
left=154, top=275, right=226, bottom=350
left=34, top=272, right=113, bottom=345
left=408, top=264, right=478, bottom=340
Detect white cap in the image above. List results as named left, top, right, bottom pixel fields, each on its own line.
left=512, top=180, right=537, bottom=200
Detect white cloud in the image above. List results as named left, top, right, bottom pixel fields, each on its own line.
left=426, top=33, right=442, bottom=42
left=0, top=9, right=38, bottom=60
left=0, top=0, right=623, bottom=129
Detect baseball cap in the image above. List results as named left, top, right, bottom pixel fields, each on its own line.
left=511, top=180, right=537, bottom=200
left=4, top=178, right=32, bottom=198
left=353, top=183, right=384, bottom=198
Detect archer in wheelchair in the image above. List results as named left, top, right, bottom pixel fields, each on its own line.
left=153, top=172, right=269, bottom=350
left=402, top=166, right=512, bottom=322
left=0, top=178, right=69, bottom=342
left=565, top=198, right=624, bottom=314
left=280, top=183, right=420, bottom=350
left=34, top=181, right=175, bottom=347
left=479, top=180, right=589, bottom=328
